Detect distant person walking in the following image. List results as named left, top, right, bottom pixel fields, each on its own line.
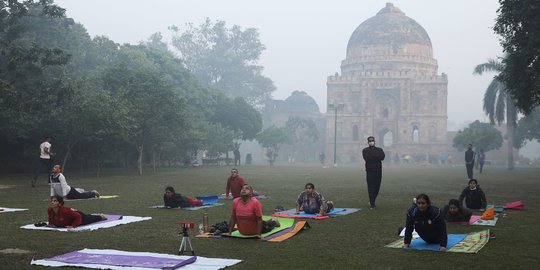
left=233, top=148, right=241, bottom=166
left=32, top=137, right=54, bottom=187
left=319, top=152, right=326, bottom=165
left=477, top=149, right=486, bottom=174
left=464, top=144, right=475, bottom=179
left=362, top=136, right=385, bottom=209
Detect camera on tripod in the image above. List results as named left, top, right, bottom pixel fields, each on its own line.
left=179, top=222, right=195, bottom=255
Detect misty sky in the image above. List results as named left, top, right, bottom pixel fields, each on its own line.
left=55, top=0, right=503, bottom=130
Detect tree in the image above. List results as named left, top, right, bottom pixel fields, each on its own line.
left=494, top=0, right=540, bottom=115
left=170, top=18, right=275, bottom=107
left=284, top=117, right=319, bottom=162
left=514, top=108, right=540, bottom=148
left=474, top=58, right=518, bottom=169
left=211, top=96, right=262, bottom=140
left=256, top=126, right=288, bottom=166
left=453, top=121, right=503, bottom=152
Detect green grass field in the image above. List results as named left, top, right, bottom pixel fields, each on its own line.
left=1, top=165, right=539, bottom=269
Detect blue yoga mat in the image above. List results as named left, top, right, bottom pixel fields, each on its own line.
left=410, top=234, right=467, bottom=251
left=196, top=195, right=219, bottom=205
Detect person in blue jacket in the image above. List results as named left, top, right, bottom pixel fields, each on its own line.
left=404, top=193, right=448, bottom=251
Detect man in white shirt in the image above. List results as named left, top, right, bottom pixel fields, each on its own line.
left=32, top=137, right=53, bottom=187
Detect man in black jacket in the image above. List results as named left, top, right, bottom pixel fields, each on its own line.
left=464, top=144, right=475, bottom=179
left=362, top=136, right=385, bottom=209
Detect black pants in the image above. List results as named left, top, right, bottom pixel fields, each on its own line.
left=366, top=171, right=382, bottom=208
left=466, top=163, right=474, bottom=179
left=67, top=187, right=97, bottom=200
left=32, top=158, right=52, bottom=185
left=76, top=211, right=104, bottom=226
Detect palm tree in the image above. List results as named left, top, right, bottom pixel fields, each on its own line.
left=474, top=58, right=517, bottom=170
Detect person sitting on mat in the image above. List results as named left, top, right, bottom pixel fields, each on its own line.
left=441, top=198, right=473, bottom=222
left=404, top=193, right=447, bottom=251
left=50, top=165, right=100, bottom=200
left=295, top=182, right=334, bottom=216
left=163, top=186, right=203, bottom=208
left=458, top=179, right=487, bottom=211
left=225, top=184, right=279, bottom=238
left=47, top=195, right=107, bottom=228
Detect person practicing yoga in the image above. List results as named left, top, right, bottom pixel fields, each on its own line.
left=50, top=165, right=100, bottom=200
left=225, top=168, right=246, bottom=199
left=295, top=182, right=334, bottom=216
left=404, top=194, right=448, bottom=251
left=441, top=199, right=473, bottom=222
left=458, top=179, right=487, bottom=211
left=163, top=186, right=203, bottom=208
left=47, top=195, right=106, bottom=228
left=226, top=184, right=278, bottom=238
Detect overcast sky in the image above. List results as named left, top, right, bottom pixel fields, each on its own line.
left=55, top=0, right=503, bottom=130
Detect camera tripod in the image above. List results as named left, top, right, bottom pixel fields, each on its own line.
left=178, top=225, right=195, bottom=255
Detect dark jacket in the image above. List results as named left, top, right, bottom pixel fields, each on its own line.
left=362, top=146, right=385, bottom=172
left=458, top=186, right=487, bottom=210
left=465, top=149, right=475, bottom=164
left=441, top=205, right=473, bottom=222
left=404, top=205, right=447, bottom=247
left=164, top=193, right=189, bottom=208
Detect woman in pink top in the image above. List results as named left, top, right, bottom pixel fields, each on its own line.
left=226, top=184, right=278, bottom=237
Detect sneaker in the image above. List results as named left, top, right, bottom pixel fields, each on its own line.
left=489, top=232, right=496, bottom=239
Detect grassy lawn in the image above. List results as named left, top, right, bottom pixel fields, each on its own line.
left=1, top=165, right=539, bottom=269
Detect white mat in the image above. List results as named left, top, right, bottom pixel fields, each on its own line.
left=0, top=207, right=28, bottom=213
left=31, top=248, right=241, bottom=270
left=20, top=216, right=151, bottom=232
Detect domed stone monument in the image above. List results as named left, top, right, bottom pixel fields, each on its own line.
left=326, top=3, right=448, bottom=164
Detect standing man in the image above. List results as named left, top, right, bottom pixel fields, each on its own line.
left=233, top=148, right=241, bottom=166
left=225, top=168, right=246, bottom=199
left=362, top=136, right=385, bottom=209
left=32, top=137, right=53, bottom=187
left=464, top=144, right=475, bottom=179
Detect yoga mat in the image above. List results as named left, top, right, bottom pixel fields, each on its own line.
left=31, top=248, right=241, bottom=270
left=266, top=221, right=310, bottom=242
left=20, top=215, right=151, bottom=232
left=47, top=250, right=196, bottom=269
left=196, top=195, right=219, bottom=205
left=272, top=208, right=360, bottom=219
left=470, top=215, right=498, bottom=226
left=43, top=195, right=119, bottom=202
left=218, top=194, right=270, bottom=200
left=386, top=230, right=490, bottom=253
left=504, top=201, right=524, bottom=210
left=149, top=203, right=224, bottom=211
left=0, top=207, right=28, bottom=213
left=227, top=216, right=294, bottom=238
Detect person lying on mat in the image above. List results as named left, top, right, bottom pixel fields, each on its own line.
left=163, top=186, right=203, bottom=208
left=50, top=165, right=100, bottom=200
left=404, top=194, right=447, bottom=251
left=225, top=168, right=246, bottom=199
left=47, top=195, right=107, bottom=228
left=458, top=179, right=487, bottom=211
left=441, top=199, right=472, bottom=222
left=295, top=182, right=334, bottom=216
left=225, top=184, right=279, bottom=238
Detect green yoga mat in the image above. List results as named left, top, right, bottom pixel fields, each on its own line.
left=230, top=216, right=294, bottom=238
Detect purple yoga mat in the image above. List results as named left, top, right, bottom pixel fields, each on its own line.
left=48, top=250, right=196, bottom=269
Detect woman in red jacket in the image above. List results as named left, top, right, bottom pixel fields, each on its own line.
left=47, top=195, right=107, bottom=228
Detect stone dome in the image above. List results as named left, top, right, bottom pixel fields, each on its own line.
left=342, top=3, right=437, bottom=75
left=284, top=91, right=320, bottom=113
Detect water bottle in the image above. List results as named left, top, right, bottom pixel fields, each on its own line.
left=203, top=213, right=209, bottom=233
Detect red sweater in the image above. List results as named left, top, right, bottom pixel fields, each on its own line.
left=226, top=176, right=246, bottom=198
left=48, top=205, right=82, bottom=227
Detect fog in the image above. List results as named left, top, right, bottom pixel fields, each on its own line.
left=50, top=0, right=539, bottom=158
left=54, top=0, right=504, bottom=127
